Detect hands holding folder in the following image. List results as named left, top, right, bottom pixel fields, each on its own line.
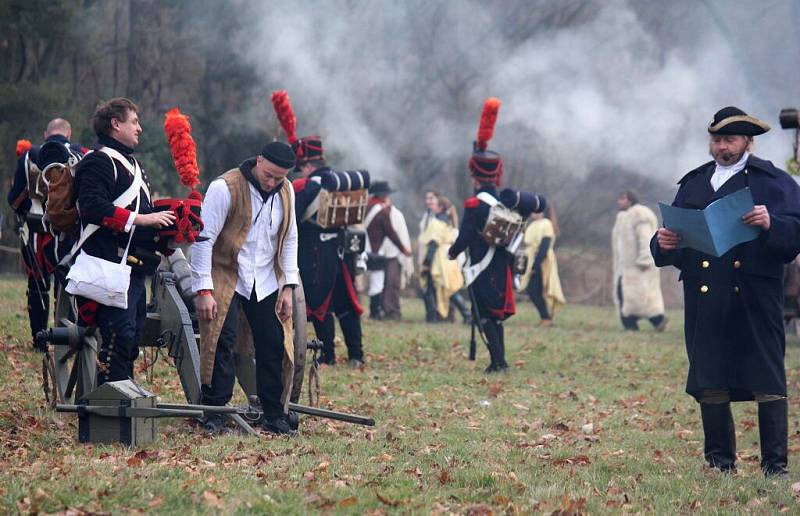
left=656, top=188, right=768, bottom=256
left=657, top=205, right=769, bottom=250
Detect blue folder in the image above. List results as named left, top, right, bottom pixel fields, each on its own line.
left=658, top=188, right=761, bottom=257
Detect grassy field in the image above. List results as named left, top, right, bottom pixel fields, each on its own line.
left=2, top=274, right=800, bottom=514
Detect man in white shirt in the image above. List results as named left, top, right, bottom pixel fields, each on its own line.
left=191, top=142, right=299, bottom=435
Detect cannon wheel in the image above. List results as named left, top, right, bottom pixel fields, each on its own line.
left=46, top=281, right=98, bottom=406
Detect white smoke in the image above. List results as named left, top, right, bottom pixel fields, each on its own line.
left=243, top=0, right=798, bottom=188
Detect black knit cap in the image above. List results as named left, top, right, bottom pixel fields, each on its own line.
left=708, top=106, right=771, bottom=136
left=261, top=141, right=296, bottom=169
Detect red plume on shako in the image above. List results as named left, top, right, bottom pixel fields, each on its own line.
left=16, top=139, right=33, bottom=158
left=469, top=97, right=503, bottom=186
left=153, top=107, right=205, bottom=244
left=271, top=90, right=299, bottom=146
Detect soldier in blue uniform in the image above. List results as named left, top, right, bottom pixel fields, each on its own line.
left=652, top=106, right=800, bottom=476
left=448, top=98, right=545, bottom=373
left=72, top=98, right=174, bottom=385
left=7, top=119, right=81, bottom=349
left=292, top=136, right=364, bottom=366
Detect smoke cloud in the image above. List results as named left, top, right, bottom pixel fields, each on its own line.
left=244, top=0, right=799, bottom=191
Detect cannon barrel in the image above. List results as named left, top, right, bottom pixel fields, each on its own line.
left=166, top=248, right=196, bottom=308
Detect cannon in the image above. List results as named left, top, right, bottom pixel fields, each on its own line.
left=40, top=247, right=373, bottom=434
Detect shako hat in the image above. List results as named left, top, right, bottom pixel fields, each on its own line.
left=469, top=97, right=503, bottom=185
left=707, top=106, right=770, bottom=136
left=293, top=135, right=324, bottom=167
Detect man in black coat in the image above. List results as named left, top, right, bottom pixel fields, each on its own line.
left=7, top=119, right=81, bottom=349
left=72, top=98, right=174, bottom=385
left=292, top=135, right=364, bottom=367
left=652, top=106, right=800, bottom=476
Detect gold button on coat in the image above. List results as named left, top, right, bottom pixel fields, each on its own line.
left=734, top=260, right=741, bottom=268
left=734, top=286, right=740, bottom=293
left=702, top=261, right=710, bottom=268
left=700, top=285, right=709, bottom=293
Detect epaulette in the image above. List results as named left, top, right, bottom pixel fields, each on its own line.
left=292, top=178, right=308, bottom=192
left=464, top=197, right=480, bottom=209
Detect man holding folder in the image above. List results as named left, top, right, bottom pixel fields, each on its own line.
left=652, top=107, right=800, bottom=476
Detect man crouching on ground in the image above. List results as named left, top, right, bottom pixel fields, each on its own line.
left=191, top=141, right=299, bottom=435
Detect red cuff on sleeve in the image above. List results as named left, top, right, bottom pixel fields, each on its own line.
left=101, top=207, right=132, bottom=232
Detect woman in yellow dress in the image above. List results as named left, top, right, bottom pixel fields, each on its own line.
left=418, top=194, right=471, bottom=323
left=518, top=204, right=565, bottom=326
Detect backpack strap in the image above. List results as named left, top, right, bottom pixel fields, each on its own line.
left=300, top=176, right=323, bottom=223
left=99, top=147, right=151, bottom=200
left=476, top=191, right=499, bottom=207
left=62, top=158, right=145, bottom=264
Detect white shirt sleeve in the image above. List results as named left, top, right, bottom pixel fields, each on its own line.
left=191, top=179, right=231, bottom=292
left=281, top=185, right=300, bottom=286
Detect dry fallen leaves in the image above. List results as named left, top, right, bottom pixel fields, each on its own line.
left=376, top=492, right=402, bottom=507
left=338, top=496, right=357, bottom=508
left=488, top=383, right=503, bottom=398
left=201, top=490, right=225, bottom=510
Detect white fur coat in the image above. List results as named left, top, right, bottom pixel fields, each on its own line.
left=611, top=204, right=664, bottom=318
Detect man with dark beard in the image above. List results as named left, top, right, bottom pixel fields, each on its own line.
left=652, top=106, right=800, bottom=476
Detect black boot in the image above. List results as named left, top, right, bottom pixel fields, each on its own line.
left=338, top=312, right=364, bottom=362
left=423, top=281, right=439, bottom=323
left=481, top=319, right=501, bottom=373
left=369, top=295, right=383, bottom=320
left=450, top=293, right=471, bottom=325
left=496, top=321, right=508, bottom=370
left=700, top=402, right=737, bottom=472
left=758, top=398, right=789, bottom=477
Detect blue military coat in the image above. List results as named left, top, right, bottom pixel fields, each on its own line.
left=651, top=155, right=800, bottom=401
left=448, top=186, right=516, bottom=320
left=293, top=167, right=361, bottom=321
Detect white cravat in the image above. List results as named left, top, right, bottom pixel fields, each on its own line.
left=711, top=151, right=749, bottom=192
left=191, top=178, right=299, bottom=301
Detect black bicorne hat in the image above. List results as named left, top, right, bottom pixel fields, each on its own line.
left=707, top=106, right=770, bottom=136
left=292, top=135, right=324, bottom=167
